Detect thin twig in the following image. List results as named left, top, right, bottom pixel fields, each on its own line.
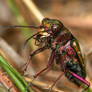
left=22, top=0, right=44, bottom=23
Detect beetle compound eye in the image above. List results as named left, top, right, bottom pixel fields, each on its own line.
left=52, top=25, right=60, bottom=33
left=53, top=25, right=58, bottom=30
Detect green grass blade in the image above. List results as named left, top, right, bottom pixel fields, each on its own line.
left=0, top=55, right=28, bottom=87
left=0, top=55, right=33, bottom=92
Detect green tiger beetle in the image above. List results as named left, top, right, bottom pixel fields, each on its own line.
left=8, top=18, right=90, bottom=92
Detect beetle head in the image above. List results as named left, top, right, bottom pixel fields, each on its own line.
left=41, top=18, right=64, bottom=35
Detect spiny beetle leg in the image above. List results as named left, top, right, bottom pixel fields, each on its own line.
left=21, top=46, right=47, bottom=75
left=24, top=50, right=55, bottom=92
left=48, top=54, right=65, bottom=92
left=33, top=50, right=55, bottom=78
left=49, top=72, right=64, bottom=92
left=48, top=54, right=66, bottom=92
left=30, top=46, right=47, bottom=59
left=59, top=55, right=66, bottom=72
left=48, top=53, right=66, bottom=92
left=19, top=61, right=30, bottom=76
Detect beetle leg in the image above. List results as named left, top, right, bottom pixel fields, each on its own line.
left=21, top=46, right=47, bottom=74
left=49, top=72, right=64, bottom=92
left=69, top=71, right=90, bottom=92
left=59, top=55, right=66, bottom=72
left=48, top=55, right=65, bottom=91
left=33, top=50, right=55, bottom=78
left=48, top=53, right=66, bottom=92
left=30, top=46, right=47, bottom=59
left=24, top=50, right=55, bottom=92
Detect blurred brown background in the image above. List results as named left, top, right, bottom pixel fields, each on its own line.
left=0, top=0, right=92, bottom=92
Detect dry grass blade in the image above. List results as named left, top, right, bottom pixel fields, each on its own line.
left=0, top=37, right=35, bottom=75
left=22, top=0, right=44, bottom=23
left=24, top=77, right=64, bottom=92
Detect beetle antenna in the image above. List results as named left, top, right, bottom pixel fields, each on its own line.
left=9, top=25, right=42, bottom=29
left=2, top=25, right=43, bottom=31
